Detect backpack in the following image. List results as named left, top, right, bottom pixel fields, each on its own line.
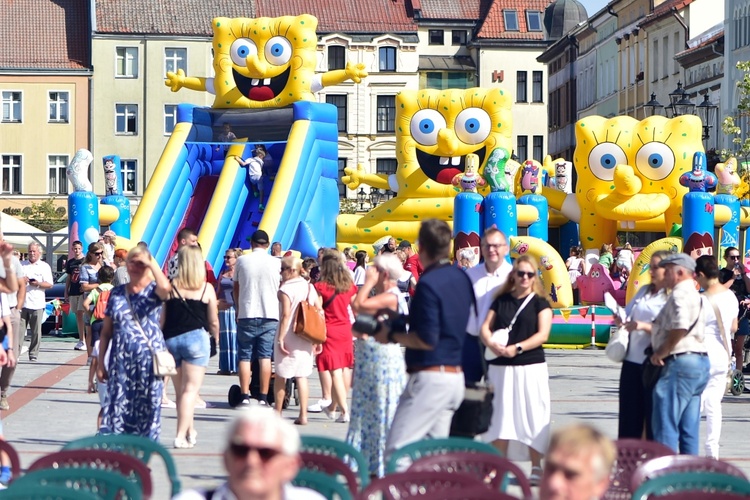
left=93, top=287, right=111, bottom=320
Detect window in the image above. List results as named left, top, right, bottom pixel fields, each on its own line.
left=652, top=39, right=659, bottom=80
left=426, top=72, right=443, bottom=89
left=1, top=92, right=21, bottom=123
left=328, top=46, right=345, bottom=71
left=165, top=48, right=187, bottom=75
left=115, top=47, right=138, bottom=78
left=662, top=36, right=668, bottom=78
left=115, top=104, right=138, bottom=135
left=673, top=32, right=680, bottom=74
left=452, top=30, right=467, bottom=45
left=429, top=30, right=444, bottom=45
left=425, top=72, right=471, bottom=90
left=48, top=91, right=69, bottom=123
left=376, top=159, right=397, bottom=199
left=379, top=47, right=396, bottom=72
left=516, top=136, right=528, bottom=162
left=120, top=160, right=137, bottom=194
left=532, top=71, right=543, bottom=102
left=517, top=71, right=527, bottom=102
left=0, top=155, right=21, bottom=194
left=326, top=94, right=348, bottom=133
left=164, top=105, right=177, bottom=135
left=533, top=136, right=544, bottom=161
left=337, top=158, right=347, bottom=197
left=504, top=10, right=519, bottom=31
left=48, top=155, right=69, bottom=194
left=376, top=96, right=396, bottom=133
left=527, top=11, right=542, bottom=31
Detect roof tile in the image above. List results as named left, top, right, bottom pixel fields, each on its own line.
left=476, top=0, right=551, bottom=40
left=0, top=0, right=90, bottom=71
left=414, top=0, right=488, bottom=20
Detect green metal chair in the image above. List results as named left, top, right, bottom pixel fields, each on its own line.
left=62, top=434, right=180, bottom=496
left=8, top=468, right=141, bottom=500
left=292, top=469, right=353, bottom=500
left=300, top=436, right=369, bottom=488
left=386, top=437, right=501, bottom=474
left=632, top=471, right=750, bottom=500
left=0, top=484, right=101, bottom=499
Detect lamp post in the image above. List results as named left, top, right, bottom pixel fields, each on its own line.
left=642, top=83, right=717, bottom=148
left=357, top=187, right=367, bottom=211
left=644, top=93, right=664, bottom=117
left=696, top=94, right=718, bottom=143
left=369, top=188, right=383, bottom=208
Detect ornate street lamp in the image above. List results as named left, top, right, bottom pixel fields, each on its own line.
left=644, top=92, right=664, bottom=117
left=696, top=94, right=718, bottom=142
left=357, top=187, right=367, bottom=211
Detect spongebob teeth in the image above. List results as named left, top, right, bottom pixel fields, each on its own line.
left=263, top=78, right=271, bottom=85
left=451, top=156, right=461, bottom=166
left=439, top=157, right=449, bottom=165
left=251, top=79, right=260, bottom=86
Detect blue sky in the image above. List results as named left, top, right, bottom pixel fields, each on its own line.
left=578, top=0, right=609, bottom=17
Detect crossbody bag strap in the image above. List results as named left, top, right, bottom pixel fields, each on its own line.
left=508, top=293, right=535, bottom=331
left=706, top=294, right=732, bottom=365
left=124, top=292, right=155, bottom=354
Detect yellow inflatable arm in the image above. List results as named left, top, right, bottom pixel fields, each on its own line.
left=509, top=236, right=573, bottom=308
left=626, top=237, right=682, bottom=302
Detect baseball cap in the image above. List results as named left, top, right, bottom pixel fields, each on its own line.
left=397, top=240, right=412, bottom=249
left=250, top=230, right=269, bottom=245
left=657, top=253, right=696, bottom=272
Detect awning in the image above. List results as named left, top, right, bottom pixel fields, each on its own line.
left=418, top=55, right=476, bottom=72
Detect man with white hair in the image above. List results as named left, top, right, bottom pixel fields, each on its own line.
left=539, top=423, right=616, bottom=500
left=173, top=408, right=325, bottom=499
left=20, top=242, right=52, bottom=362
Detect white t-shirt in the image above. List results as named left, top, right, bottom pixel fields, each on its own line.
left=464, top=260, right=513, bottom=336
left=702, top=290, right=739, bottom=374
left=21, top=259, right=53, bottom=310
left=246, top=157, right=263, bottom=181
left=353, top=266, right=366, bottom=287
left=233, top=249, right=281, bottom=320
left=623, top=286, right=668, bottom=364
left=0, top=257, right=24, bottom=308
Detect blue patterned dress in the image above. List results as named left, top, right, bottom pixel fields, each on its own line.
left=100, top=282, right=165, bottom=441
left=346, top=288, right=408, bottom=477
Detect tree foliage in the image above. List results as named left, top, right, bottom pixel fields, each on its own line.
left=722, top=61, right=750, bottom=199
left=2, top=198, right=67, bottom=233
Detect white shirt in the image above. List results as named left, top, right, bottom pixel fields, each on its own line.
left=464, top=260, right=513, bottom=336
left=233, top=248, right=281, bottom=320
left=173, top=482, right=326, bottom=500
left=0, top=257, right=24, bottom=308
left=702, top=289, right=739, bottom=374
left=21, top=259, right=53, bottom=310
left=623, top=286, right=668, bottom=364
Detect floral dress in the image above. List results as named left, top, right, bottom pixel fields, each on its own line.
left=99, top=282, right=165, bottom=441
left=346, top=288, right=407, bottom=477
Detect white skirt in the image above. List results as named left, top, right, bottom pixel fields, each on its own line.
left=482, top=363, right=551, bottom=461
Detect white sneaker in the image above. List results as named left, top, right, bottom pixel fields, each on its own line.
left=308, top=399, right=332, bottom=413
left=74, top=341, right=85, bottom=351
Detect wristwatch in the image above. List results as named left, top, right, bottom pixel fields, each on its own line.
left=515, top=343, right=524, bottom=354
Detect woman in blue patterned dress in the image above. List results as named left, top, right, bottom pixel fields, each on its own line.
left=349, top=253, right=407, bottom=477
left=97, top=245, right=171, bottom=440
left=216, top=248, right=241, bottom=374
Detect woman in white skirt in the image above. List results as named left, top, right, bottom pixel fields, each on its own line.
left=480, top=255, right=552, bottom=485
left=695, top=255, right=738, bottom=458
left=273, top=256, right=322, bottom=425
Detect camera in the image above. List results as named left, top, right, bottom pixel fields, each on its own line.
left=353, top=312, right=409, bottom=336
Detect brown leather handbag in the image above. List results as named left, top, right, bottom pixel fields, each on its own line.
left=294, top=285, right=328, bottom=344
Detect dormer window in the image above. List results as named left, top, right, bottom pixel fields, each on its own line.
left=527, top=11, right=542, bottom=32
left=504, top=10, right=519, bottom=31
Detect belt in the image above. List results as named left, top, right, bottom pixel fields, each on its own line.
left=665, top=351, right=708, bottom=361
left=408, top=365, right=462, bottom=374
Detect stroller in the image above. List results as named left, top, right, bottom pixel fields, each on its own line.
left=227, top=359, right=299, bottom=408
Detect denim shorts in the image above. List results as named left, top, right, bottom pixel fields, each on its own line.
left=165, top=328, right=210, bottom=368
left=91, top=320, right=103, bottom=344
left=237, top=318, right=277, bottom=362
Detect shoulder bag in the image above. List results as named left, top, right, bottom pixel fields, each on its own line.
left=125, top=293, right=177, bottom=378
left=293, top=284, right=331, bottom=345
left=705, top=293, right=735, bottom=394
left=605, top=288, right=647, bottom=363
left=484, top=293, right=535, bottom=361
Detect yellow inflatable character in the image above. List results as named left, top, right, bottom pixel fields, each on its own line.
left=338, top=87, right=513, bottom=250
left=544, top=115, right=702, bottom=251
left=165, top=15, right=367, bottom=108
left=715, top=157, right=741, bottom=195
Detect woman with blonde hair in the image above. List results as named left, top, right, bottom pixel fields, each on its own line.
left=314, top=249, right=358, bottom=423
left=162, top=246, right=219, bottom=448
left=480, top=255, right=552, bottom=485
left=274, top=256, right=321, bottom=425
left=216, top=247, right=242, bottom=375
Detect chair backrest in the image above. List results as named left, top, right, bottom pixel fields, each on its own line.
left=386, top=437, right=501, bottom=474
left=63, top=433, right=180, bottom=496
left=408, top=451, right=533, bottom=500
left=299, top=451, right=360, bottom=494
left=630, top=455, right=748, bottom=492
left=653, top=492, right=750, bottom=500
left=632, top=471, right=750, bottom=500
left=604, top=438, right=674, bottom=500
left=0, top=440, right=21, bottom=485
left=300, top=436, right=369, bottom=488
left=360, top=471, right=487, bottom=500
left=439, top=487, right=520, bottom=500
left=0, top=484, right=101, bottom=499
left=28, top=449, right=153, bottom=498
left=292, top=469, right=353, bottom=500
left=10, top=467, right=142, bottom=500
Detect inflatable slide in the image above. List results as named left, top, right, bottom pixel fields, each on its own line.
left=129, top=101, right=339, bottom=271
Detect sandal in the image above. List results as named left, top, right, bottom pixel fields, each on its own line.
left=529, top=466, right=543, bottom=487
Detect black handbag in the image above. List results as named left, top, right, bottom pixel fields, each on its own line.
left=449, top=382, right=493, bottom=437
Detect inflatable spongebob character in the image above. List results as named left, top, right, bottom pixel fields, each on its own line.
left=338, top=87, right=513, bottom=250
left=543, top=115, right=702, bottom=251
left=451, top=153, right=486, bottom=193
left=715, top=157, right=741, bottom=195
left=165, top=15, right=367, bottom=108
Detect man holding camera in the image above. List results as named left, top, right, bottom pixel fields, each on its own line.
left=373, top=219, right=475, bottom=465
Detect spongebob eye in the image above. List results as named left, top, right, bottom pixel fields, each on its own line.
left=410, top=109, right=447, bottom=146
left=588, top=143, right=627, bottom=181
left=230, top=38, right=258, bottom=66
left=454, top=108, right=491, bottom=145
left=635, top=142, right=675, bottom=181
left=265, top=37, right=292, bottom=66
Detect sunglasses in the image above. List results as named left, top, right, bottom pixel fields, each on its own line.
left=224, top=255, right=235, bottom=260
left=516, top=271, right=535, bottom=279
left=229, top=443, right=280, bottom=461
left=281, top=266, right=291, bottom=271
left=729, top=255, right=741, bottom=260
left=95, top=252, right=104, bottom=256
